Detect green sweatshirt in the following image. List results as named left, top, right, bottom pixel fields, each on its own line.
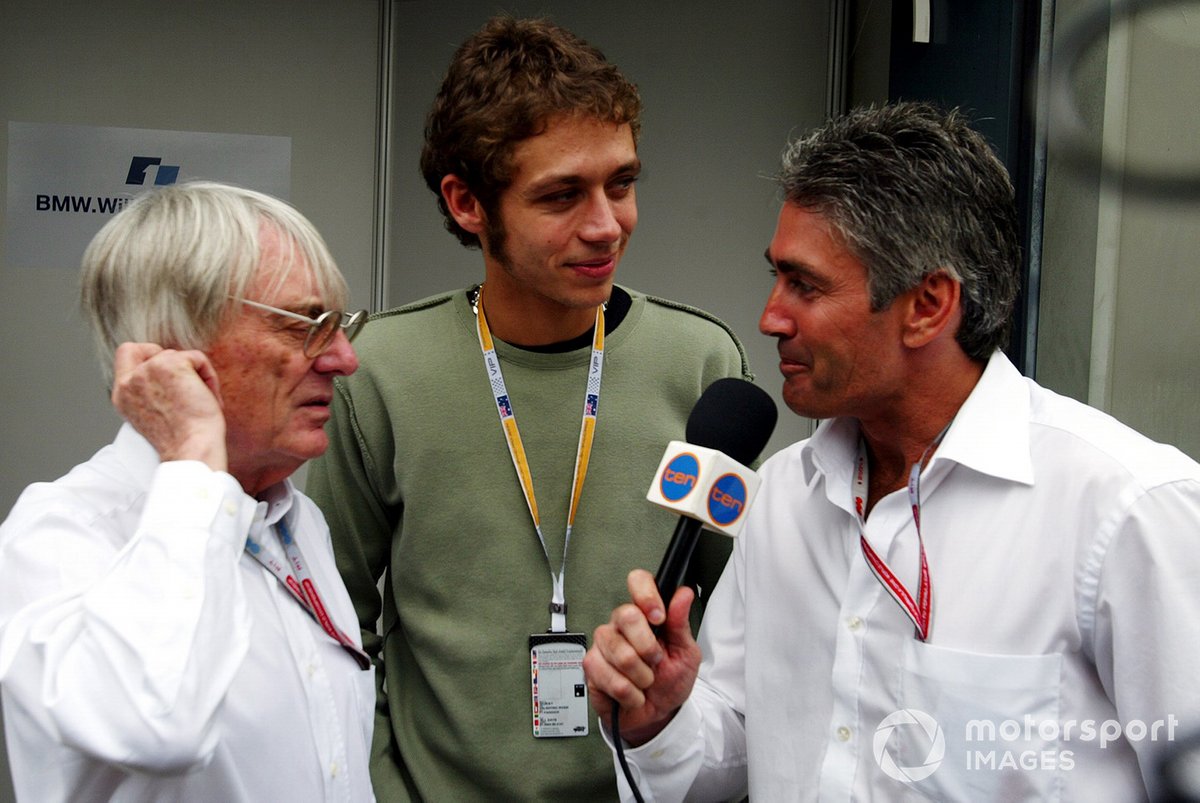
left=307, top=287, right=752, bottom=801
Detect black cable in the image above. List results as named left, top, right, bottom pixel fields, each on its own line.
left=611, top=704, right=646, bottom=803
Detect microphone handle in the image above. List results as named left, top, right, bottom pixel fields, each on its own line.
left=653, top=516, right=705, bottom=630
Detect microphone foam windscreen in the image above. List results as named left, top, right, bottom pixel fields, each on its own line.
left=685, top=378, right=778, bottom=467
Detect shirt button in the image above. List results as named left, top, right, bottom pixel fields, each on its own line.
left=330, top=762, right=339, bottom=778
left=223, top=501, right=238, bottom=516
left=307, top=663, right=317, bottom=678
left=836, top=726, right=852, bottom=742
left=847, top=616, right=863, bottom=631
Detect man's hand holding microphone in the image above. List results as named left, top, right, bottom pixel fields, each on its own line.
left=584, top=378, right=777, bottom=747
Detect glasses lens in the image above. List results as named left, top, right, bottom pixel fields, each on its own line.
left=343, top=310, right=368, bottom=344
left=304, top=312, right=341, bottom=358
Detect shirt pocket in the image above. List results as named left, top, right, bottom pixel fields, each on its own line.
left=890, top=638, right=1064, bottom=802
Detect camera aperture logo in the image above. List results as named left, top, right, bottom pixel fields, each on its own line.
left=873, top=708, right=945, bottom=783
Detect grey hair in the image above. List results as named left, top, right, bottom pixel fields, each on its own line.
left=80, top=181, right=348, bottom=385
left=777, top=102, right=1021, bottom=361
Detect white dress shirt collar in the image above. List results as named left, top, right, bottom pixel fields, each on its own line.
left=801, top=350, right=1036, bottom=505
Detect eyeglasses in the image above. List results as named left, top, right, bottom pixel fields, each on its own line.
left=236, top=297, right=368, bottom=358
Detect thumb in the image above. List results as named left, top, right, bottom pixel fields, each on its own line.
left=660, top=585, right=696, bottom=648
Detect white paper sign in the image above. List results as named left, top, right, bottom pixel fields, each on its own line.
left=5, top=122, right=291, bottom=269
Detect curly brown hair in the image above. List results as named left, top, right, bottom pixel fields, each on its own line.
left=420, top=15, right=643, bottom=249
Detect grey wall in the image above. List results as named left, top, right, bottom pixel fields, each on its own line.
left=0, top=0, right=383, bottom=518
left=1, top=0, right=831, bottom=517
left=386, top=1, right=830, bottom=458
left=0, top=1, right=828, bottom=797
left=0, top=2, right=384, bottom=799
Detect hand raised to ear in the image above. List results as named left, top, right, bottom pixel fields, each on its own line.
left=111, top=342, right=228, bottom=472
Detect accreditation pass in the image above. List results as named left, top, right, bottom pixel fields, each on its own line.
left=530, top=633, right=589, bottom=738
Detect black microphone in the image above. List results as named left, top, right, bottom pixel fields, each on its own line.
left=651, top=378, right=778, bottom=609
left=612, top=379, right=777, bottom=801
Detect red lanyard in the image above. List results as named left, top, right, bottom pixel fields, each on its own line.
left=246, top=518, right=371, bottom=670
left=851, top=427, right=947, bottom=642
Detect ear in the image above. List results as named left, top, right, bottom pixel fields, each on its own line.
left=440, top=175, right=487, bottom=236
left=901, top=269, right=961, bottom=349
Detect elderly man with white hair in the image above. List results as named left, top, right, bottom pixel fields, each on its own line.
left=0, top=181, right=375, bottom=801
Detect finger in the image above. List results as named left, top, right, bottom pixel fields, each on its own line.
left=627, top=568, right=665, bottom=626
left=661, top=585, right=698, bottom=649
left=612, top=601, right=668, bottom=672
left=112, top=344, right=163, bottom=408
left=108, top=344, right=228, bottom=468
left=180, top=350, right=223, bottom=405
left=588, top=627, right=651, bottom=707
left=582, top=647, right=626, bottom=720
left=112, top=346, right=212, bottom=408
left=111, top=342, right=164, bottom=383
left=584, top=638, right=647, bottom=711
left=584, top=677, right=615, bottom=722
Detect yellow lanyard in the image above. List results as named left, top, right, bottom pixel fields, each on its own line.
left=472, top=285, right=605, bottom=632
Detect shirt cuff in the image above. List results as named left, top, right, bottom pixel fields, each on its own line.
left=615, top=698, right=702, bottom=765
left=141, top=461, right=251, bottom=560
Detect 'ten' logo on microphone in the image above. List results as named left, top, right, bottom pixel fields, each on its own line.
left=708, top=474, right=748, bottom=525
left=660, top=453, right=700, bottom=501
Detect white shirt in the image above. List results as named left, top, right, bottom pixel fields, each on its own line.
left=0, top=425, right=375, bottom=802
left=613, top=351, right=1200, bottom=802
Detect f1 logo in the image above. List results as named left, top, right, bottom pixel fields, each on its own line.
left=125, top=156, right=180, bottom=186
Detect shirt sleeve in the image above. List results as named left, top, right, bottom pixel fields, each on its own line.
left=0, top=461, right=253, bottom=774
left=603, top=537, right=752, bottom=802
left=1088, top=478, right=1200, bottom=799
